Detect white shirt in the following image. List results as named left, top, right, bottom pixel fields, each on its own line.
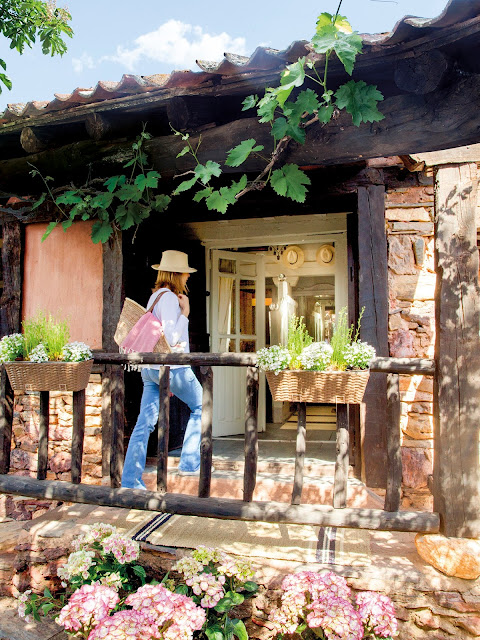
left=146, top=288, right=189, bottom=369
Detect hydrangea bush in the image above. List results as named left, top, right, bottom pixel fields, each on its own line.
left=269, top=571, right=398, bottom=640
left=257, top=308, right=375, bottom=374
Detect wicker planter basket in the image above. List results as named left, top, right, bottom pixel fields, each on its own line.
left=4, top=359, right=94, bottom=392
left=265, top=369, right=370, bottom=404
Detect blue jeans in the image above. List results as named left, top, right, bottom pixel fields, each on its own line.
left=121, top=367, right=203, bottom=489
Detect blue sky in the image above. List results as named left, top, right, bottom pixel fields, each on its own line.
left=1, top=0, right=450, bottom=110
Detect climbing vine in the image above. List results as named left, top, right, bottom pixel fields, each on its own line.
left=28, top=3, right=384, bottom=243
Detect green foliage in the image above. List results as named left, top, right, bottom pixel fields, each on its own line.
left=22, top=311, right=70, bottom=361
left=0, top=0, right=73, bottom=93
left=270, top=164, right=311, bottom=203
left=287, top=316, right=313, bottom=369
left=330, top=306, right=364, bottom=370
left=335, top=79, right=384, bottom=126
left=225, top=139, right=264, bottom=167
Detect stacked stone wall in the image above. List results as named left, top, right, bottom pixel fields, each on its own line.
left=386, top=181, right=435, bottom=510
left=1, top=374, right=103, bottom=520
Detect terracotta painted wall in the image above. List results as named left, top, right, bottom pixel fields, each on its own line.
left=22, top=222, right=103, bottom=349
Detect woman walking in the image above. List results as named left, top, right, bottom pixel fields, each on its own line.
left=121, top=250, right=203, bottom=489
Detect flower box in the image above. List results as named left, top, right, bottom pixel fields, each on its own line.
left=4, top=359, right=94, bottom=392
left=265, top=369, right=370, bottom=404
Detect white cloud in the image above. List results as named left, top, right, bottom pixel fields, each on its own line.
left=72, top=53, right=96, bottom=74
left=104, top=19, right=247, bottom=72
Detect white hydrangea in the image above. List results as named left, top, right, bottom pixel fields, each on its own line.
left=0, top=333, right=24, bottom=362
left=256, top=345, right=291, bottom=374
left=298, top=341, right=333, bottom=371
left=28, top=343, right=49, bottom=363
left=343, top=341, right=376, bottom=369
left=62, top=341, right=92, bottom=362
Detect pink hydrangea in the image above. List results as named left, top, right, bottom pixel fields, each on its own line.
left=57, top=583, right=119, bottom=633
left=185, top=571, right=226, bottom=607
left=101, top=532, right=140, bottom=564
left=87, top=609, right=158, bottom=640
left=126, top=584, right=205, bottom=640
left=17, top=590, right=33, bottom=623
left=308, top=595, right=363, bottom=640
left=356, top=591, right=398, bottom=638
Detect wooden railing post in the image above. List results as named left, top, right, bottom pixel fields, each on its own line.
left=244, top=366, right=259, bottom=502
left=37, top=392, right=49, bottom=481
left=334, top=403, right=349, bottom=508
left=433, top=163, right=480, bottom=537
left=291, top=402, right=306, bottom=505
left=199, top=366, right=213, bottom=498
left=156, top=366, right=170, bottom=493
left=110, top=365, right=124, bottom=488
left=0, top=366, right=13, bottom=475
left=385, top=373, right=402, bottom=511
left=71, top=390, right=86, bottom=484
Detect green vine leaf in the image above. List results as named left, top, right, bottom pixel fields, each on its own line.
left=31, top=193, right=47, bottom=210
left=194, top=160, right=222, bottom=185
left=242, top=94, right=258, bottom=111
left=90, top=191, right=114, bottom=209
left=173, top=175, right=198, bottom=195
left=283, top=89, right=320, bottom=125
left=91, top=220, right=113, bottom=244
left=315, top=12, right=352, bottom=35
left=271, top=118, right=305, bottom=144
left=225, top=139, right=264, bottom=167
left=41, top=221, right=58, bottom=242
left=55, top=190, right=82, bottom=205
left=270, top=164, right=311, bottom=203
left=334, top=80, right=384, bottom=126
left=312, top=29, right=362, bottom=76
left=317, top=105, right=334, bottom=123
left=176, top=146, right=190, bottom=158
left=193, top=187, right=213, bottom=203
left=152, top=194, right=171, bottom=211
left=276, top=57, right=306, bottom=107
left=135, top=171, right=161, bottom=192
left=204, top=175, right=247, bottom=213
left=104, top=175, right=126, bottom=193
left=115, top=184, right=143, bottom=202
left=257, top=91, right=278, bottom=123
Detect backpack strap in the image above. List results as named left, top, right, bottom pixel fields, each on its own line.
left=146, top=289, right=171, bottom=313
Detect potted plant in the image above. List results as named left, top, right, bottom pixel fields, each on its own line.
left=0, top=311, right=93, bottom=392
left=257, top=309, right=375, bottom=404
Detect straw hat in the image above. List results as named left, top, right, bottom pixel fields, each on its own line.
left=151, top=250, right=197, bottom=273
left=281, top=245, right=305, bottom=269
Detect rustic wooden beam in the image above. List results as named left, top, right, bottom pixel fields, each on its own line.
left=199, top=366, right=213, bottom=499
left=384, top=374, right=402, bottom=512
left=394, top=50, right=449, bottom=95
left=156, top=366, right=170, bottom=493
left=291, top=402, right=306, bottom=506
left=244, top=366, right=259, bottom=502
left=334, top=404, right=349, bottom=509
left=369, top=357, right=434, bottom=375
left=0, top=474, right=441, bottom=532
left=0, top=221, right=23, bottom=336
left=93, top=352, right=258, bottom=366
left=166, top=96, right=216, bottom=132
left=37, top=392, right=49, bottom=481
left=433, top=163, right=480, bottom=538
left=110, top=365, right=125, bottom=488
left=357, top=185, right=389, bottom=489
left=0, top=367, right=13, bottom=474
left=20, top=127, right=52, bottom=153
left=71, top=390, right=86, bottom=484
left=102, top=231, right=123, bottom=351
left=85, top=113, right=113, bottom=141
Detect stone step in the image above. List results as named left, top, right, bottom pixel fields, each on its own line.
left=142, top=466, right=383, bottom=509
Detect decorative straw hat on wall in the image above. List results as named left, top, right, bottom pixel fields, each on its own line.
left=151, top=250, right=197, bottom=273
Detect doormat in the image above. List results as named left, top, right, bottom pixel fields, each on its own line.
left=128, top=515, right=371, bottom=566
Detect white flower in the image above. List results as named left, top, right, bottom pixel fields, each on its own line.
left=256, top=345, right=291, bottom=374
left=298, top=342, right=333, bottom=371
left=62, top=341, right=92, bottom=362
left=343, top=341, right=375, bottom=369
left=0, top=333, right=24, bottom=362
left=28, top=343, right=49, bottom=363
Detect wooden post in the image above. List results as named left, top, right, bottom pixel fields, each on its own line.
left=0, top=221, right=23, bottom=336
left=199, top=366, right=213, bottom=499
left=110, top=366, right=124, bottom=488
left=101, top=365, right=112, bottom=480
left=433, top=163, right=480, bottom=538
left=357, top=185, right=389, bottom=488
left=37, top=392, right=49, bottom=481
left=156, top=366, right=170, bottom=493
left=385, top=374, right=402, bottom=511
left=71, top=390, right=86, bottom=484
left=102, top=232, right=124, bottom=487
left=334, top=404, right=349, bottom=508
left=291, top=402, right=306, bottom=505
left=0, top=367, right=13, bottom=474
left=244, top=366, right=259, bottom=502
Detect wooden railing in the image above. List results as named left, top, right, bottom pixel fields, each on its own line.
left=0, top=354, right=440, bottom=534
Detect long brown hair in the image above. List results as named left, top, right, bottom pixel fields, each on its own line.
left=153, top=271, right=188, bottom=295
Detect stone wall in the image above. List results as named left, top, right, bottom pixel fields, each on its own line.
left=386, top=180, right=436, bottom=510
left=2, top=374, right=104, bottom=520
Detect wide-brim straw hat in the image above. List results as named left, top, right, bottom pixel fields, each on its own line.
left=151, top=250, right=197, bottom=273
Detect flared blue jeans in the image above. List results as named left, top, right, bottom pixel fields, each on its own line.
left=121, top=366, right=203, bottom=489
